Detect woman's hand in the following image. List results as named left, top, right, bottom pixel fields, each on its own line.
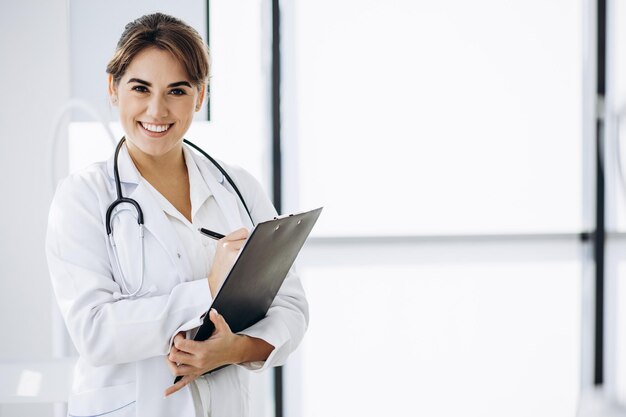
left=208, top=228, right=249, bottom=297
left=164, top=309, right=242, bottom=397
left=164, top=308, right=275, bottom=397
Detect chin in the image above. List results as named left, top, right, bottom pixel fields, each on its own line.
left=127, top=135, right=181, bottom=158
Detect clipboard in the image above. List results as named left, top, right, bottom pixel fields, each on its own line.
left=174, top=207, right=322, bottom=382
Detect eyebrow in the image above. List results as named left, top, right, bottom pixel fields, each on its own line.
left=127, top=78, right=192, bottom=88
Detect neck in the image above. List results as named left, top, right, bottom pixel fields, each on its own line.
left=125, top=140, right=186, bottom=180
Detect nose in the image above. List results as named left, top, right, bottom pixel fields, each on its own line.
left=146, top=94, right=169, bottom=119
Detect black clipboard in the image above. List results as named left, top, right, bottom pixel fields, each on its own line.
left=174, top=207, right=322, bottom=382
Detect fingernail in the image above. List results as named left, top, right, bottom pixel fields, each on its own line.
left=211, top=308, right=218, bottom=315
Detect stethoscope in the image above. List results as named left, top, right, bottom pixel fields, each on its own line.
left=106, top=137, right=254, bottom=299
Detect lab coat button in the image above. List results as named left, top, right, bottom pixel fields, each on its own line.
left=177, top=252, right=181, bottom=259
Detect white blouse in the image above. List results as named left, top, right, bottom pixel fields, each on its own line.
left=142, top=146, right=235, bottom=417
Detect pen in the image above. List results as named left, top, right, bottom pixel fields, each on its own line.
left=198, top=228, right=225, bottom=240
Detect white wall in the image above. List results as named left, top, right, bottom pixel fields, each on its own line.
left=0, top=0, right=70, bottom=415
left=69, top=0, right=207, bottom=122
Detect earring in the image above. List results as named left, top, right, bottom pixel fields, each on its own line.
left=112, top=97, right=118, bottom=104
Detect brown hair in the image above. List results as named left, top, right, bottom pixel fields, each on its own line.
left=106, top=13, right=209, bottom=91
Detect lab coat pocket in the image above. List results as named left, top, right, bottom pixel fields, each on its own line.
left=68, top=382, right=136, bottom=417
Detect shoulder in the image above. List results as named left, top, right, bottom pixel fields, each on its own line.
left=200, top=158, right=278, bottom=222
left=46, top=162, right=113, bottom=255
left=49, top=162, right=112, bottom=216
left=62, top=161, right=109, bottom=187
left=221, top=162, right=266, bottom=196
left=192, top=152, right=266, bottom=197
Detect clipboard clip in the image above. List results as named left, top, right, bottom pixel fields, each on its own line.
left=273, top=213, right=294, bottom=220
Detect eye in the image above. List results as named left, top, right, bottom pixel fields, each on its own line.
left=169, top=88, right=187, bottom=96
left=131, top=85, right=148, bottom=93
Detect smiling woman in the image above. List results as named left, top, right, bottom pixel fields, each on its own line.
left=109, top=49, right=203, bottom=159
left=46, top=12, right=308, bottom=417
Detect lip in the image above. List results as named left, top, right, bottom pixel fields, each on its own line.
left=137, top=121, right=174, bottom=138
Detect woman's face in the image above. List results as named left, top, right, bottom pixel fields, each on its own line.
left=108, top=47, right=204, bottom=159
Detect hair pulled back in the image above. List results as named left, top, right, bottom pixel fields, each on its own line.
left=106, top=13, right=209, bottom=91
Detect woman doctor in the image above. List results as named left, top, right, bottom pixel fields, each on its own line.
left=46, top=12, right=308, bottom=417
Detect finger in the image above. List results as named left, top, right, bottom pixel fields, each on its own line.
left=166, top=345, right=181, bottom=367
left=225, top=227, right=249, bottom=241
left=166, top=361, right=196, bottom=377
left=165, top=356, right=178, bottom=374
left=228, top=240, right=246, bottom=251
left=170, top=333, right=185, bottom=352
left=220, top=240, right=245, bottom=252
left=174, top=336, right=201, bottom=354
left=165, top=356, right=189, bottom=376
left=173, top=332, right=186, bottom=346
left=209, top=308, right=231, bottom=334
left=168, top=348, right=197, bottom=366
left=164, top=374, right=199, bottom=397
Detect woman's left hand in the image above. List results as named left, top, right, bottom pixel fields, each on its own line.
left=164, top=309, right=241, bottom=397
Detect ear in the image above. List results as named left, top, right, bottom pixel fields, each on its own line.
left=108, top=74, right=119, bottom=106
left=195, top=83, right=206, bottom=112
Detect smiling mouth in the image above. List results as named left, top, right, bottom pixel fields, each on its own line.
left=139, top=122, right=173, bottom=133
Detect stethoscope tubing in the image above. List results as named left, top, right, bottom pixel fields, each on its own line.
left=182, top=139, right=254, bottom=225
left=105, top=137, right=253, bottom=299
left=106, top=138, right=145, bottom=235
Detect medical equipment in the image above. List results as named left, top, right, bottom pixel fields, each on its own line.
left=106, top=137, right=254, bottom=299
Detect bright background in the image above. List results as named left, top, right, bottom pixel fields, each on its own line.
left=3, top=0, right=626, bottom=416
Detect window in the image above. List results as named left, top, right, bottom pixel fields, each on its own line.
left=288, top=240, right=581, bottom=416
left=605, top=0, right=626, bottom=403
left=282, top=0, right=582, bottom=237
left=281, top=1, right=586, bottom=415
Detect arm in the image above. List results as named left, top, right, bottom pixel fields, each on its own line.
left=164, top=166, right=309, bottom=394
left=164, top=309, right=274, bottom=396
left=46, top=174, right=212, bottom=367
left=233, top=168, right=309, bottom=371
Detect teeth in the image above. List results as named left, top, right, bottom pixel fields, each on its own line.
left=141, top=122, right=171, bottom=133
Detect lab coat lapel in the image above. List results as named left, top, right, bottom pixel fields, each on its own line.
left=129, top=184, right=194, bottom=281
left=187, top=146, right=247, bottom=231
left=106, top=143, right=193, bottom=282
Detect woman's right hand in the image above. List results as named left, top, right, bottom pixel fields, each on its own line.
left=208, top=227, right=249, bottom=297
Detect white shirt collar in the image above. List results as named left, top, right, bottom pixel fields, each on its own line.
left=183, top=145, right=213, bottom=221
left=142, top=146, right=213, bottom=225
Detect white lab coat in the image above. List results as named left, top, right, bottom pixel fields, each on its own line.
left=46, top=143, right=308, bottom=417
